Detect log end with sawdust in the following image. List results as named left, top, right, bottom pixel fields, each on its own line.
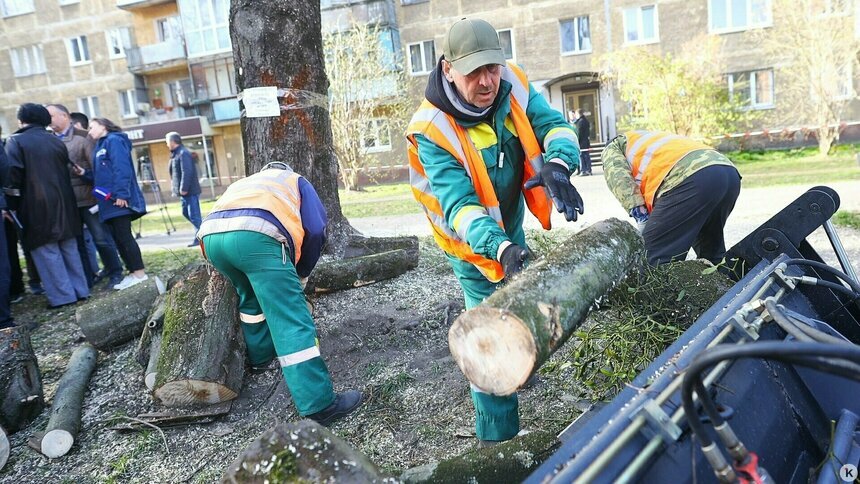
left=449, top=218, right=643, bottom=396
left=221, top=419, right=387, bottom=483
left=154, top=266, right=244, bottom=407
left=75, top=277, right=164, bottom=351
left=0, top=326, right=44, bottom=434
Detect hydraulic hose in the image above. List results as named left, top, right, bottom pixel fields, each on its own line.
left=782, top=310, right=854, bottom=346
left=784, top=258, right=860, bottom=295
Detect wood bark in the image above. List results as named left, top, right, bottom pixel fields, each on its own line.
left=0, top=326, right=44, bottom=433
left=144, top=330, right=162, bottom=391
left=32, top=344, right=98, bottom=458
left=75, top=277, right=163, bottom=351
left=153, top=267, right=245, bottom=407
left=343, top=235, right=419, bottom=259
left=229, top=0, right=356, bottom=252
left=221, top=420, right=386, bottom=483
left=449, top=218, right=644, bottom=396
left=0, top=425, right=8, bottom=471
left=400, top=430, right=559, bottom=483
left=306, top=248, right=419, bottom=294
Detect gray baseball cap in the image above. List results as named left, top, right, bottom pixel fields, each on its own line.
left=443, top=18, right=506, bottom=75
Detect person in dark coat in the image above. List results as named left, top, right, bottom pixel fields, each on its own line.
left=0, top=128, right=14, bottom=328
left=573, top=108, right=592, bottom=176
left=4, top=103, right=89, bottom=308
left=83, top=118, right=148, bottom=291
left=166, top=132, right=202, bottom=247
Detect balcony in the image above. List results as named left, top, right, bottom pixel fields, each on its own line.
left=137, top=106, right=189, bottom=124
left=116, top=0, right=174, bottom=10
left=125, top=38, right=187, bottom=74
left=191, top=98, right=241, bottom=125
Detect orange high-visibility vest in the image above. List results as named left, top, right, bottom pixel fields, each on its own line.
left=208, top=169, right=306, bottom=264
left=625, top=130, right=712, bottom=211
left=406, top=62, right=553, bottom=282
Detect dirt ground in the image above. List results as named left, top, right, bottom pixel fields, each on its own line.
left=0, top=224, right=839, bottom=483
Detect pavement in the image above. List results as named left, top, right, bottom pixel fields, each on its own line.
left=136, top=169, right=860, bottom=273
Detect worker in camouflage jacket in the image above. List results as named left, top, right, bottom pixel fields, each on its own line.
left=406, top=17, right=584, bottom=446
left=602, top=131, right=741, bottom=265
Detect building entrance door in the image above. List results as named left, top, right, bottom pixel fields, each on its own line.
left=564, top=89, right=601, bottom=143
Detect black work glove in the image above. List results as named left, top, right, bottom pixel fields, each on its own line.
left=499, top=243, right=531, bottom=278
left=524, top=161, right=585, bottom=222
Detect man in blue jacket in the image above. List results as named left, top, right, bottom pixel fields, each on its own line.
left=166, top=132, right=202, bottom=247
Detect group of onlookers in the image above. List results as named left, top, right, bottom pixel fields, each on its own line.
left=0, top=103, right=148, bottom=330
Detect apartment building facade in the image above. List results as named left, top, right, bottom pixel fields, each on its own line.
left=396, top=0, right=860, bottom=146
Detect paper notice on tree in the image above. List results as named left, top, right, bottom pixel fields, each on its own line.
left=242, top=87, right=281, bottom=118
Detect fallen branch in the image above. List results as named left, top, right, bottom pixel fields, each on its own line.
left=306, top=248, right=419, bottom=294
left=76, top=277, right=164, bottom=350
left=107, top=416, right=169, bottom=454
left=0, top=326, right=44, bottom=433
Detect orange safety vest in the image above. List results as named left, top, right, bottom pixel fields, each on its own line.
left=207, top=169, right=306, bottom=264
left=406, top=61, right=553, bottom=282
left=625, top=130, right=712, bottom=211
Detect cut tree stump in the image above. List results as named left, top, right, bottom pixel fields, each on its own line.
left=400, top=430, right=559, bottom=483
left=343, top=234, right=419, bottom=259
left=30, top=344, right=98, bottom=458
left=0, top=326, right=44, bottom=433
left=0, top=425, right=9, bottom=471
left=144, top=330, right=162, bottom=391
left=153, top=267, right=244, bottom=407
left=306, top=248, right=418, bottom=294
left=76, top=277, right=164, bottom=351
left=221, top=419, right=387, bottom=483
left=449, top=218, right=643, bottom=396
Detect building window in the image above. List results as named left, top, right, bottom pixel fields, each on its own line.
left=835, top=63, right=854, bottom=99
left=9, top=44, right=46, bottom=77
left=119, top=89, right=137, bottom=118
left=623, top=5, right=659, bottom=44
left=560, top=16, right=592, bottom=55
left=106, top=28, right=132, bottom=59
left=190, top=58, right=237, bottom=100
left=727, top=69, right=774, bottom=109
left=709, top=0, right=772, bottom=32
left=1, top=0, right=34, bottom=17
left=497, top=29, right=515, bottom=62
left=179, top=0, right=231, bottom=57
left=407, top=40, right=435, bottom=75
left=362, top=119, right=391, bottom=153
left=77, top=96, right=100, bottom=118
left=157, top=16, right=183, bottom=42
left=67, top=35, right=91, bottom=65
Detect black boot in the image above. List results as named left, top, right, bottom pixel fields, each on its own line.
left=307, top=390, right=364, bottom=426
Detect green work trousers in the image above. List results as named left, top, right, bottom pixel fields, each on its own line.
left=202, top=230, right=335, bottom=416
left=448, top=254, right=520, bottom=441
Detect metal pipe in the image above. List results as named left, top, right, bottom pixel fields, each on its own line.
left=823, top=220, right=859, bottom=285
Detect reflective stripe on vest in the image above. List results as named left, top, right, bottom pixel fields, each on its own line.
left=208, top=169, right=306, bottom=263
left=405, top=61, right=553, bottom=282
left=625, top=130, right=713, bottom=211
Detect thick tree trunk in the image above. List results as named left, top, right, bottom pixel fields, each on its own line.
left=144, top=330, right=162, bottom=391
left=0, top=425, right=8, bottom=471
left=134, top=293, right=167, bottom=367
left=31, top=344, right=98, bottom=458
left=153, top=267, right=245, bottom=407
left=306, top=248, right=419, bottom=294
left=449, top=218, right=643, bottom=396
left=221, top=420, right=387, bottom=483
left=400, top=431, right=559, bottom=483
left=0, top=326, right=44, bottom=433
left=76, top=277, right=164, bottom=351
left=343, top=235, right=419, bottom=259
left=229, top=0, right=356, bottom=252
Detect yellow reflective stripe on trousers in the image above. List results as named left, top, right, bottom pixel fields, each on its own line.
left=239, top=312, right=266, bottom=324
left=543, top=126, right=578, bottom=150
left=634, top=134, right=684, bottom=183
left=453, top=205, right=489, bottom=240
left=278, top=346, right=321, bottom=367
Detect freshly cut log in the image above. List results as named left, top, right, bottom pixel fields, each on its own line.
left=0, top=425, right=9, bottom=471
left=153, top=267, right=244, bottom=407
left=32, top=344, right=98, bottom=458
left=306, top=248, right=418, bottom=294
left=0, top=326, right=44, bottom=433
left=449, top=218, right=643, bottom=396
left=134, top=293, right=168, bottom=367
left=144, top=331, right=162, bottom=391
left=400, top=430, right=559, bottom=483
left=76, top=277, right=164, bottom=351
left=343, top=234, right=419, bottom=259
left=221, top=420, right=386, bottom=483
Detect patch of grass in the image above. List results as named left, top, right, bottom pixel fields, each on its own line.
left=727, top=144, right=860, bottom=188
left=134, top=199, right=217, bottom=236
left=104, top=431, right=156, bottom=484
left=834, top=211, right=860, bottom=230
left=142, top=247, right=202, bottom=276
left=341, top=197, right=422, bottom=219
